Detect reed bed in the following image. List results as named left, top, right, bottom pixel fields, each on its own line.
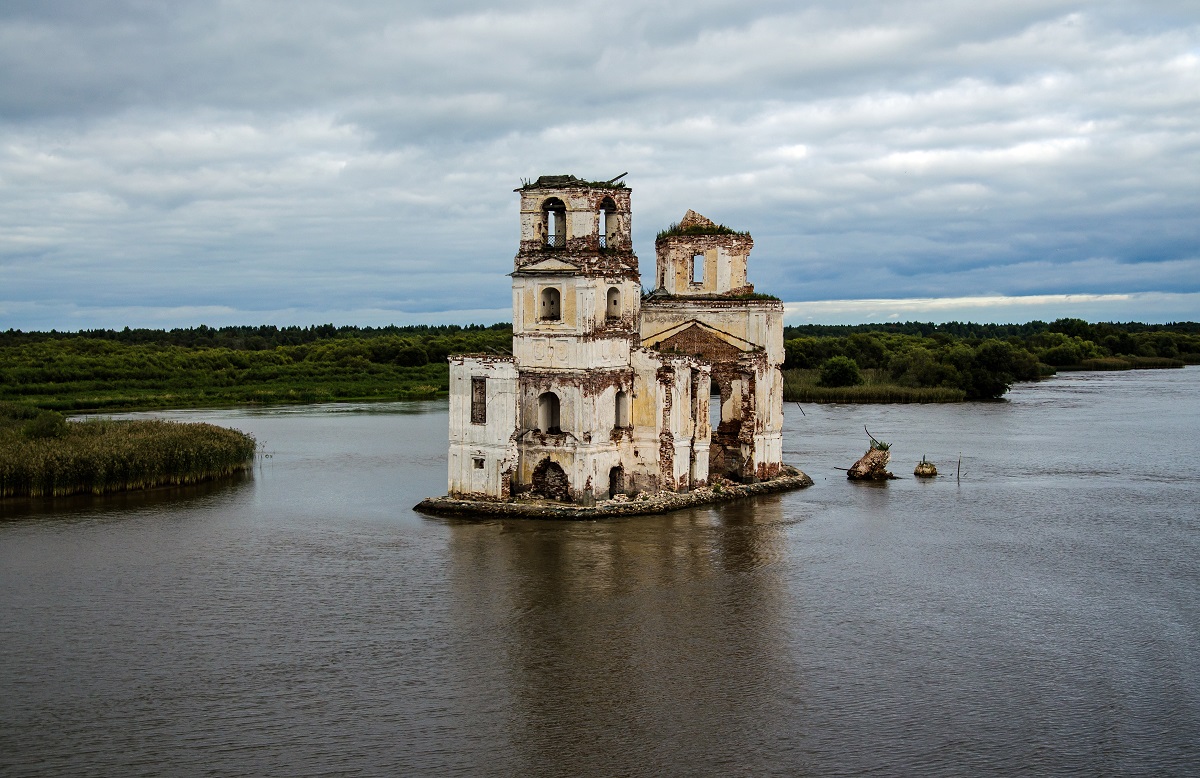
left=783, top=369, right=966, bottom=404
left=0, top=418, right=257, bottom=498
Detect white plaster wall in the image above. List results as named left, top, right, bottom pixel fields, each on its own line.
left=514, top=337, right=631, bottom=371
left=448, top=357, right=518, bottom=497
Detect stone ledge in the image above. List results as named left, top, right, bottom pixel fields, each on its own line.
left=414, top=467, right=814, bottom=520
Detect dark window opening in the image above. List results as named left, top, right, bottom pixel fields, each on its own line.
left=472, top=457, right=485, bottom=469
left=470, top=376, right=486, bottom=424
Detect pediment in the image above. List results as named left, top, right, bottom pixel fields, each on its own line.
left=518, top=257, right=581, bottom=273
left=644, top=320, right=753, bottom=362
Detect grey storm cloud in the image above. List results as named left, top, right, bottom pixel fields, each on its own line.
left=1, top=0, right=1198, bottom=329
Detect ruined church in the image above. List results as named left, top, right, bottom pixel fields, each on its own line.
left=445, top=174, right=784, bottom=504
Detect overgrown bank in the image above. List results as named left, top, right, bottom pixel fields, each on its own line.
left=1, top=319, right=1196, bottom=412
left=0, top=324, right=512, bottom=411
left=0, top=403, right=256, bottom=498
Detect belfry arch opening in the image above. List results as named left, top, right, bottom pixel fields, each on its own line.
left=540, top=286, right=561, bottom=321
left=538, top=391, right=561, bottom=434
left=606, top=286, right=621, bottom=320
left=543, top=197, right=566, bottom=248
left=598, top=196, right=617, bottom=249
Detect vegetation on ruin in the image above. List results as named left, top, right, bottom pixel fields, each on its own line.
left=0, top=318, right=1195, bottom=413
left=0, top=402, right=256, bottom=498
left=517, top=174, right=627, bottom=190
left=731, top=292, right=782, bottom=301
left=655, top=222, right=751, bottom=240
left=642, top=291, right=782, bottom=302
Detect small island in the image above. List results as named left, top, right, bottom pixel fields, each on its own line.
left=0, top=402, right=256, bottom=499
left=416, top=175, right=812, bottom=520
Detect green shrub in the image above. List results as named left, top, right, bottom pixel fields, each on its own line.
left=818, top=356, right=864, bottom=387
left=23, top=410, right=69, bottom=439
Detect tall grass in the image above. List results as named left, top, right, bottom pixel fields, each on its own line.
left=783, top=369, right=966, bottom=404
left=0, top=416, right=256, bottom=498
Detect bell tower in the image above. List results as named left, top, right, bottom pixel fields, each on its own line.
left=508, top=174, right=644, bottom=503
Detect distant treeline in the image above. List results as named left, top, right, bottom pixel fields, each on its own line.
left=0, top=322, right=513, bottom=352
left=780, top=318, right=1198, bottom=401
left=782, top=318, right=1200, bottom=372
left=1, top=324, right=513, bottom=411
left=1, top=318, right=1196, bottom=411
left=782, top=319, right=1200, bottom=340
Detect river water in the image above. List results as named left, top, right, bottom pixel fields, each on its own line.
left=2, top=369, right=1198, bottom=776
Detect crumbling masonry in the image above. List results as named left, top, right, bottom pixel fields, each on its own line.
left=446, top=175, right=784, bottom=504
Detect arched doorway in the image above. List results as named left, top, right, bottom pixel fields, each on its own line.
left=608, top=465, right=625, bottom=499
left=533, top=458, right=570, bottom=502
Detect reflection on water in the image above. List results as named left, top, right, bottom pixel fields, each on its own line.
left=0, top=472, right=255, bottom=523
left=442, top=499, right=797, bottom=775
left=1, top=371, right=1199, bottom=776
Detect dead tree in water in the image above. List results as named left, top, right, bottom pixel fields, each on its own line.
left=848, top=426, right=895, bottom=480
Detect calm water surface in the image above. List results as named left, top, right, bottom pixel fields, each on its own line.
left=2, top=369, right=1199, bottom=776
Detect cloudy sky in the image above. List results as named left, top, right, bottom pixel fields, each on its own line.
left=2, top=1, right=1198, bottom=330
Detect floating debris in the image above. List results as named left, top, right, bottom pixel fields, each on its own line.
left=914, top=456, right=938, bottom=478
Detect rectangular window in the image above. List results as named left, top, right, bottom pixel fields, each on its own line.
left=473, top=457, right=485, bottom=469
left=471, top=377, right=486, bottom=424
left=691, top=253, right=704, bottom=284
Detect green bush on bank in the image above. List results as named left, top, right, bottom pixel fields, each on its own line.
left=818, top=356, right=864, bottom=387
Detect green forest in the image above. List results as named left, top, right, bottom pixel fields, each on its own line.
left=0, top=319, right=1196, bottom=412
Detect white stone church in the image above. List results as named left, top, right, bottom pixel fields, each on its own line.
left=445, top=174, right=785, bottom=505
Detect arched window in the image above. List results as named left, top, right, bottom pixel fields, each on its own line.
left=606, top=286, right=621, bottom=320
left=598, top=196, right=617, bottom=249
left=614, top=389, right=629, bottom=428
left=538, top=392, right=561, bottom=433
left=540, top=287, right=561, bottom=321
left=543, top=197, right=566, bottom=248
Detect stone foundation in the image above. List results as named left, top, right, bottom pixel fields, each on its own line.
left=415, top=466, right=813, bottom=520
